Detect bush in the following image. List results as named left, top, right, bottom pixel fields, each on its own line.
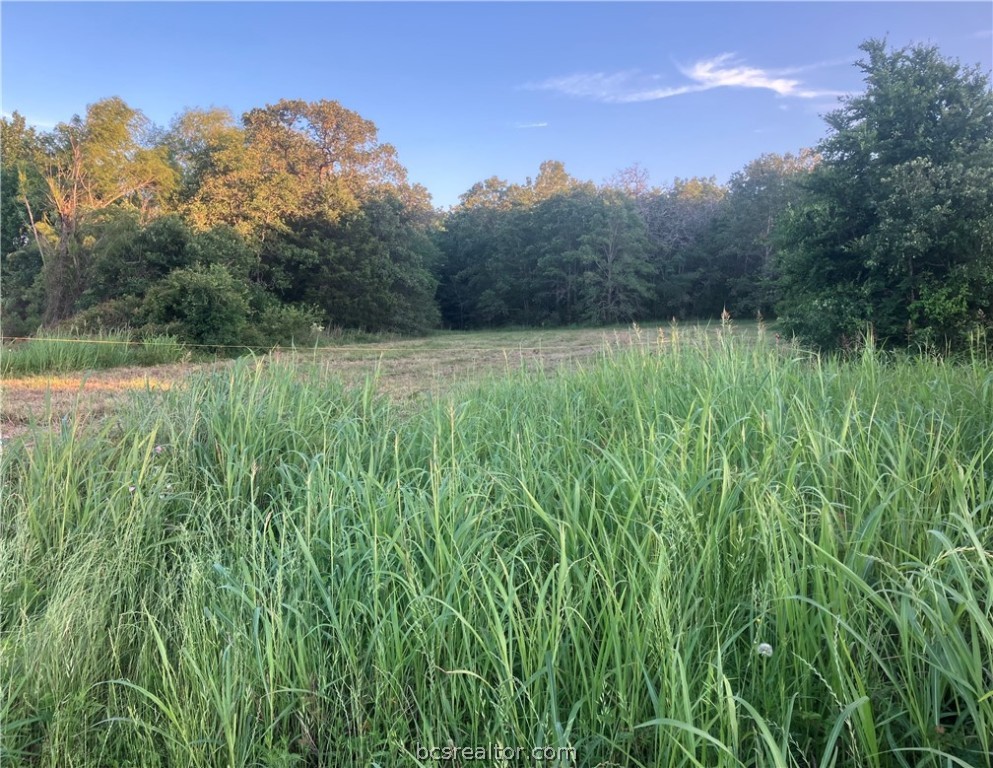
left=68, top=296, right=146, bottom=334
left=254, top=303, right=324, bottom=347
left=143, top=264, right=250, bottom=348
left=0, top=244, right=45, bottom=337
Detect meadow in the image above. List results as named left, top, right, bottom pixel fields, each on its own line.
left=0, top=330, right=188, bottom=378
left=1, top=324, right=991, bottom=767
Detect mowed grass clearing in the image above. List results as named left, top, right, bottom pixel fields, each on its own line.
left=1, top=325, right=991, bottom=767
left=1, top=323, right=725, bottom=441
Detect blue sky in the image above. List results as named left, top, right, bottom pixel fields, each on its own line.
left=2, top=2, right=991, bottom=208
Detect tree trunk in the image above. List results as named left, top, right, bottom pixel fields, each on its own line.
left=41, top=223, right=80, bottom=326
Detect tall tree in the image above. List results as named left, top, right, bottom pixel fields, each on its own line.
left=533, top=189, right=600, bottom=325
left=1, top=113, right=49, bottom=332
left=262, top=193, right=439, bottom=333
left=166, top=107, right=245, bottom=209
left=188, top=99, right=408, bottom=239
left=1, top=113, right=37, bottom=258
left=29, top=98, right=176, bottom=324
left=435, top=177, right=517, bottom=327
left=640, top=176, right=726, bottom=318
left=577, top=190, right=654, bottom=324
left=712, top=150, right=818, bottom=317
left=436, top=163, right=651, bottom=328
left=778, top=40, right=993, bottom=349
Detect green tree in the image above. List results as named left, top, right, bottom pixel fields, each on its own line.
left=262, top=194, right=440, bottom=333
left=577, top=190, right=654, bottom=324
left=166, top=107, right=245, bottom=210
left=533, top=189, right=600, bottom=325
left=29, top=98, right=177, bottom=324
left=778, top=39, right=993, bottom=349
left=1, top=113, right=36, bottom=259
left=640, top=176, right=726, bottom=318
left=188, top=224, right=259, bottom=281
left=436, top=163, right=652, bottom=328
left=712, top=150, right=818, bottom=317
left=1, top=113, right=48, bottom=333
left=435, top=177, right=518, bottom=327
left=187, top=99, right=408, bottom=239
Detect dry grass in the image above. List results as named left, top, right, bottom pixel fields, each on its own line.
left=0, top=323, right=747, bottom=443
left=1, top=363, right=206, bottom=441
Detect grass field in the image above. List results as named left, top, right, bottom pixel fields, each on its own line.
left=1, top=323, right=991, bottom=767
left=1, top=330, right=188, bottom=378
left=0, top=323, right=676, bottom=441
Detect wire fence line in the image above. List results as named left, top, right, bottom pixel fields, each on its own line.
left=0, top=333, right=675, bottom=355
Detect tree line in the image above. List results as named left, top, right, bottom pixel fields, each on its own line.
left=2, top=39, right=991, bottom=351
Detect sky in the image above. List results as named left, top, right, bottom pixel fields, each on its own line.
left=2, top=2, right=991, bottom=209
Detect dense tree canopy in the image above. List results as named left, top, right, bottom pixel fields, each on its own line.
left=33, top=98, right=177, bottom=324
left=434, top=166, right=657, bottom=328
left=1, top=98, right=440, bottom=342
left=2, top=38, right=989, bottom=351
left=778, top=39, right=993, bottom=349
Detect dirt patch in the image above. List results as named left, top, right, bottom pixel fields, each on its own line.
left=0, top=362, right=225, bottom=442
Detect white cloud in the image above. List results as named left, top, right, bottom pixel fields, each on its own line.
left=525, top=54, right=846, bottom=105
left=515, top=121, right=549, bottom=129
left=682, top=53, right=816, bottom=97
left=524, top=70, right=703, bottom=103
left=1, top=110, right=57, bottom=129
left=526, top=71, right=645, bottom=103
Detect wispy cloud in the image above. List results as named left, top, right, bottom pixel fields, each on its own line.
left=975, top=29, right=993, bottom=39
left=515, top=121, right=549, bottom=129
left=524, top=54, right=846, bottom=104
left=1, top=110, right=57, bottom=129
left=525, top=71, right=699, bottom=104
left=682, top=53, right=822, bottom=98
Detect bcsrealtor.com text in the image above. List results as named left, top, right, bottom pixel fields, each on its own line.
left=415, top=743, right=576, bottom=763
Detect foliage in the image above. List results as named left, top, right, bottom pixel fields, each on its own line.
left=69, top=295, right=147, bottom=334
left=253, top=302, right=324, bottom=347
left=183, top=98, right=410, bottom=239
left=778, top=39, right=993, bottom=350
left=2, top=337, right=991, bottom=765
left=83, top=212, right=188, bottom=308
left=636, top=176, right=727, bottom=318
left=4, top=35, right=991, bottom=348
left=1, top=114, right=33, bottom=259
left=31, top=97, right=177, bottom=324
left=1, top=114, right=47, bottom=335
left=187, top=224, right=259, bottom=280
left=165, top=107, right=245, bottom=208
left=575, top=190, right=655, bottom=323
left=143, top=263, right=251, bottom=347
left=435, top=166, right=655, bottom=328
left=262, top=194, right=440, bottom=334
left=0, top=243, right=45, bottom=336
left=710, top=151, right=819, bottom=317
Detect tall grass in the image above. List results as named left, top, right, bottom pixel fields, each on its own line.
left=1, top=330, right=187, bottom=376
left=1, top=333, right=990, bottom=766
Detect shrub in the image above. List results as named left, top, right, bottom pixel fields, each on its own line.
left=254, top=303, right=324, bottom=347
left=68, top=296, right=146, bottom=334
left=143, top=264, right=250, bottom=348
